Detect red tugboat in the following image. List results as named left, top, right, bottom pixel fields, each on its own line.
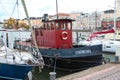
left=14, top=15, right=103, bottom=71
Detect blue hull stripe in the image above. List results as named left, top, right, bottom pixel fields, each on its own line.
left=0, top=76, right=22, bottom=80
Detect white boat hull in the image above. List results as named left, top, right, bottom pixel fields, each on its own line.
left=78, top=40, right=120, bottom=53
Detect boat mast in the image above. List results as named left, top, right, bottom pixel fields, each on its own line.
left=56, top=0, right=58, bottom=19
left=21, top=0, right=43, bottom=60
left=114, top=0, right=116, bottom=41
left=95, top=11, right=97, bottom=29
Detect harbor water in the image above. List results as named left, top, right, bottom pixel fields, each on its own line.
left=32, top=66, right=73, bottom=80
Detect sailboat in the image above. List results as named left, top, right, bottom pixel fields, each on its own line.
left=0, top=0, right=44, bottom=79
left=78, top=0, right=120, bottom=54
left=0, top=38, right=43, bottom=80
left=78, top=32, right=120, bottom=53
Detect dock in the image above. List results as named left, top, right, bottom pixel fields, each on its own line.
left=56, top=63, right=120, bottom=80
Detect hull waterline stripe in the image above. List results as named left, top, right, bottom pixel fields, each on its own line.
left=0, top=76, right=22, bottom=80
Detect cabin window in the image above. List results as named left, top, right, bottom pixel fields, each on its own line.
left=47, top=23, right=50, bottom=30
left=56, top=22, right=60, bottom=29
left=68, top=22, right=71, bottom=30
left=43, top=24, right=46, bottom=29
left=40, top=30, right=43, bottom=36
left=106, top=46, right=111, bottom=48
left=51, top=22, right=54, bottom=30
left=44, top=23, right=47, bottom=30
left=118, top=33, right=120, bottom=35
left=61, top=22, right=66, bottom=30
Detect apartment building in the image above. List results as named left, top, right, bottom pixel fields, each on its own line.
left=24, top=17, right=43, bottom=27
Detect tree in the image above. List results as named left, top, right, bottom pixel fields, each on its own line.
left=3, top=18, right=18, bottom=29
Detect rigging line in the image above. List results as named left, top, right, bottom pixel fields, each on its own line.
left=0, top=1, right=10, bottom=17
left=17, top=0, right=19, bottom=19
left=10, top=0, right=18, bottom=17
left=21, top=0, right=43, bottom=59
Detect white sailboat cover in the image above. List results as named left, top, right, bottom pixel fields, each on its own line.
left=0, top=38, right=44, bottom=66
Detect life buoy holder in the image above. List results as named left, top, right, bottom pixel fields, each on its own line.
left=61, top=31, right=68, bottom=40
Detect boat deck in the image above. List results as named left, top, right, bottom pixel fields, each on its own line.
left=56, top=63, right=120, bottom=80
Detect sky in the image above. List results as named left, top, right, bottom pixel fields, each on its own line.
left=0, top=0, right=115, bottom=21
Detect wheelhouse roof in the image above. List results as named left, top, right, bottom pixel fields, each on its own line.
left=42, top=18, right=75, bottom=22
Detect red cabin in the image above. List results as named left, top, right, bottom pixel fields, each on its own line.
left=32, top=18, right=75, bottom=49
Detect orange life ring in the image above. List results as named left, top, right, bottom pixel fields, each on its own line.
left=61, top=31, right=68, bottom=40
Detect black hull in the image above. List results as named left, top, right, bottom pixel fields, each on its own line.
left=43, top=55, right=102, bottom=71
left=14, top=43, right=103, bottom=71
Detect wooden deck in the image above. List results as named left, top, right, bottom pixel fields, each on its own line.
left=56, top=63, right=120, bottom=80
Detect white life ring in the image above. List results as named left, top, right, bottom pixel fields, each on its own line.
left=61, top=31, right=68, bottom=40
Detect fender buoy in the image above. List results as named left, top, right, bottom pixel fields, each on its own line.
left=27, top=71, right=32, bottom=80
left=61, top=31, right=68, bottom=40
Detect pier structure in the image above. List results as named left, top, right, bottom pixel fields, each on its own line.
left=56, top=63, right=120, bottom=80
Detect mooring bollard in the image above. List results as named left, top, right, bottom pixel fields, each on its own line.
left=49, top=72, right=56, bottom=80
